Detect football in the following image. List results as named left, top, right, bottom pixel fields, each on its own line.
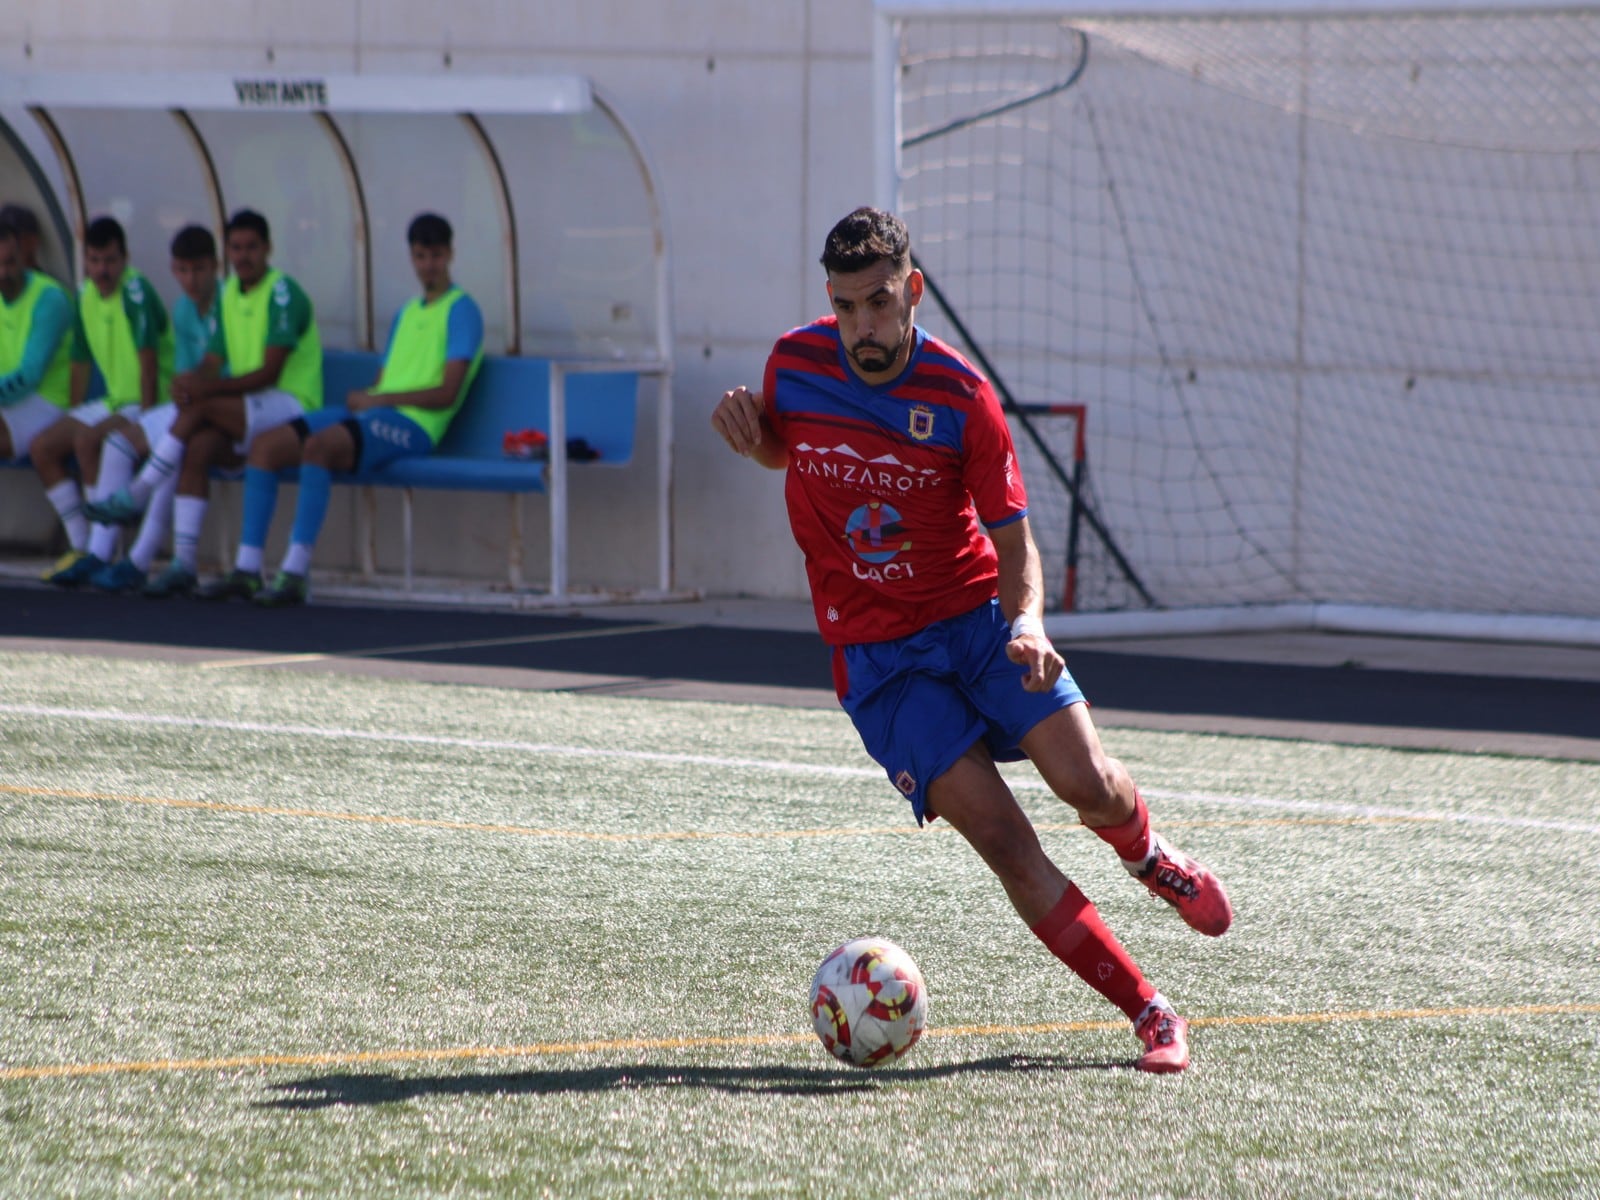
left=808, top=936, right=928, bottom=1067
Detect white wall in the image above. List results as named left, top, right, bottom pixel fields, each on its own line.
left=1, top=0, right=885, bottom=600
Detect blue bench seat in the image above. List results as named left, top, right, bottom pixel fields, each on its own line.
left=322, top=351, right=637, bottom=491
left=318, top=350, right=641, bottom=592
left=7, top=349, right=655, bottom=597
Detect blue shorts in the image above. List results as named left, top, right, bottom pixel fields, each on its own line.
left=295, top=407, right=432, bottom=472
left=833, top=597, right=1086, bottom=825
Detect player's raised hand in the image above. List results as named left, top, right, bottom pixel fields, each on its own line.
left=711, top=386, right=765, bottom=457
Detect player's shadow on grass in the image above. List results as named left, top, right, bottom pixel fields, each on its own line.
left=262, top=1053, right=1125, bottom=1110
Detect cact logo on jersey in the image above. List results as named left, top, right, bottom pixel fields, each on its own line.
left=843, top=501, right=916, bottom=583
left=844, top=501, right=910, bottom=564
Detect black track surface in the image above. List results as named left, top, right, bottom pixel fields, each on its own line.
left=3, top=583, right=1597, bottom=743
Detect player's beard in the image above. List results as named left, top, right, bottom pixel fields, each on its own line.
left=849, top=320, right=911, bottom=375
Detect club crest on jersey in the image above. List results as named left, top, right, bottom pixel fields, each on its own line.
left=908, top=404, right=936, bottom=441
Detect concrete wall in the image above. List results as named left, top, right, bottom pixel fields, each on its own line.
left=1, top=0, right=884, bottom=600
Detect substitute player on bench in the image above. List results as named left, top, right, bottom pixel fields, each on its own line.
left=91, top=224, right=224, bottom=596
left=0, top=217, right=77, bottom=569
left=35, top=216, right=175, bottom=587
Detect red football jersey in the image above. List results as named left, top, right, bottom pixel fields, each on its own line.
left=762, top=317, right=1029, bottom=645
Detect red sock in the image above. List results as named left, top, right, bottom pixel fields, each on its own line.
left=1030, top=883, right=1157, bottom=1021
left=1091, top=791, right=1152, bottom=865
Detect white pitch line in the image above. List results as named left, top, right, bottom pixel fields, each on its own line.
left=196, top=621, right=689, bottom=671
left=0, top=703, right=878, bottom=779
left=4, top=702, right=1599, bottom=836
left=1136, top=787, right=1600, bottom=836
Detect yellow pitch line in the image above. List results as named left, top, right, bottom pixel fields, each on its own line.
left=197, top=622, right=687, bottom=671
left=2, top=783, right=1433, bottom=842
left=4, top=1004, right=1595, bottom=1082
left=944, top=1003, right=1600, bottom=1038
left=0, top=1034, right=817, bottom=1081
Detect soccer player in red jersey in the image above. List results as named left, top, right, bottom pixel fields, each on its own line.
left=711, top=207, right=1233, bottom=1073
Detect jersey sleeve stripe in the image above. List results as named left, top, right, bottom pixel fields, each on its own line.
left=983, top=507, right=1029, bottom=530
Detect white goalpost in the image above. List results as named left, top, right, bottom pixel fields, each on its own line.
left=875, top=0, right=1600, bottom=643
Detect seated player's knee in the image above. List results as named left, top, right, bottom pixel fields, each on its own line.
left=302, top=434, right=336, bottom=469
left=247, top=425, right=296, bottom=471
left=303, top=424, right=355, bottom=471
left=39, top=423, right=74, bottom=467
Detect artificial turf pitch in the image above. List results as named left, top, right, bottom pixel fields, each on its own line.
left=1, top=652, right=1596, bottom=1197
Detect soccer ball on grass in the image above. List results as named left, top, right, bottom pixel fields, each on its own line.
left=808, top=936, right=928, bottom=1067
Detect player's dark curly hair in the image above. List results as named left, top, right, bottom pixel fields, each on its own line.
left=85, top=216, right=127, bottom=254
left=0, top=204, right=40, bottom=237
left=225, top=208, right=270, bottom=244
left=407, top=212, right=453, bottom=248
left=170, top=224, right=217, bottom=261
left=820, top=206, right=911, bottom=275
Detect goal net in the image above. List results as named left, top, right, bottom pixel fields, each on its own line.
left=887, top=4, right=1600, bottom=621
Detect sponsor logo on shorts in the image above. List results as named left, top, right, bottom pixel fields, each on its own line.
left=366, top=417, right=417, bottom=450
left=894, top=770, right=917, bottom=796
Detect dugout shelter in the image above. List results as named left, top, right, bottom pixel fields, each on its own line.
left=0, top=69, right=676, bottom=601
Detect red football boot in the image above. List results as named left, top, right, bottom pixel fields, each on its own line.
left=1137, top=836, right=1234, bottom=936
left=1135, top=1004, right=1191, bottom=1074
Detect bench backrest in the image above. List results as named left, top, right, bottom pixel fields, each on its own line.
left=320, top=349, right=637, bottom=466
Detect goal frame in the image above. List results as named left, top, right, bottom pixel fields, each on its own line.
left=873, top=0, right=1600, bottom=647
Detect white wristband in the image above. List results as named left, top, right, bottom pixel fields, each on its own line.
left=1009, top=612, right=1046, bottom=641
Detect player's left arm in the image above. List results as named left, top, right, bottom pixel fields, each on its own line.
left=124, top=276, right=167, bottom=409
left=68, top=361, right=92, bottom=408
left=199, top=344, right=289, bottom=399
left=65, top=309, right=92, bottom=407
left=200, top=281, right=307, bottom=399
left=0, top=287, right=73, bottom=403
left=352, top=358, right=472, bottom=413
left=138, top=346, right=160, bottom=409
left=355, top=296, right=481, bottom=413
left=990, top=515, right=1064, bottom=693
